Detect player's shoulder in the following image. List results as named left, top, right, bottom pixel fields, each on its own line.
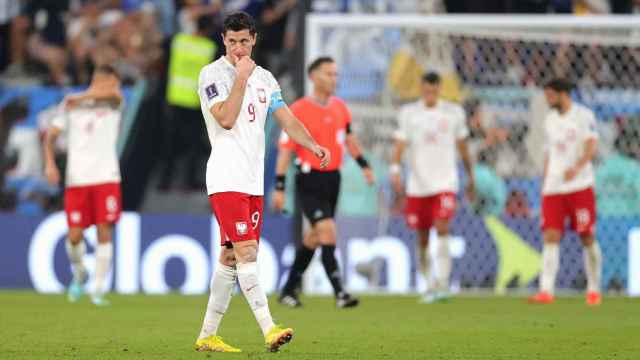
left=439, top=99, right=464, bottom=115
left=253, top=66, right=277, bottom=85
left=399, top=100, right=422, bottom=113
left=199, top=58, right=230, bottom=81
left=573, top=102, right=596, bottom=119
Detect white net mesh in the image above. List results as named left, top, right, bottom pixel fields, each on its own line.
left=306, top=15, right=640, bottom=292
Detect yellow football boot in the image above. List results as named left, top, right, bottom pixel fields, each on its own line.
left=195, top=335, right=241, bottom=353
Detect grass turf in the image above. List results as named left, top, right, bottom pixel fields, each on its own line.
left=0, top=291, right=638, bottom=359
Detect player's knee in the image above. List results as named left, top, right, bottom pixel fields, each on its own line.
left=96, top=224, right=113, bottom=244
left=220, top=254, right=237, bottom=267
left=580, top=235, right=596, bottom=247
left=314, top=219, right=337, bottom=245
left=417, top=230, right=430, bottom=247
left=543, top=230, right=562, bottom=244
left=67, top=228, right=84, bottom=244
left=234, top=241, right=258, bottom=263
left=434, top=220, right=449, bottom=237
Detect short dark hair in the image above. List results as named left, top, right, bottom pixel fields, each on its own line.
left=223, top=11, right=256, bottom=35
left=307, top=56, right=335, bottom=75
left=422, top=71, right=441, bottom=84
left=95, top=64, right=120, bottom=80
left=544, top=78, right=573, bottom=93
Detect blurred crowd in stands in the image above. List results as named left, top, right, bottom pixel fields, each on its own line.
left=0, top=0, right=639, bottom=217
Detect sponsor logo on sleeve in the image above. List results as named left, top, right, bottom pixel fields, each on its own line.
left=205, top=83, right=218, bottom=100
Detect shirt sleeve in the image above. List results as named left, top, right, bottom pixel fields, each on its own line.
left=393, top=107, right=408, bottom=141
left=198, top=66, right=231, bottom=110
left=584, top=110, right=599, bottom=140
left=51, top=103, right=69, bottom=131
left=454, top=106, right=469, bottom=140
left=267, top=72, right=285, bottom=115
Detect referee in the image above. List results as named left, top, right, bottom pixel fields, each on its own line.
left=272, top=57, right=374, bottom=308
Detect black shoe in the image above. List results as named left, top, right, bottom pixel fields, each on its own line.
left=279, top=293, right=302, bottom=308
left=336, top=292, right=359, bottom=308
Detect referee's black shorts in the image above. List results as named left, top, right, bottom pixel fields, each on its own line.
left=296, top=170, right=340, bottom=225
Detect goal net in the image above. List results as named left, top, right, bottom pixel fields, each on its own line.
left=304, top=15, right=640, bottom=294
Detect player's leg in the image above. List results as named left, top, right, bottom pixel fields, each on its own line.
left=530, top=194, right=564, bottom=303
left=64, top=186, right=90, bottom=302
left=65, top=226, right=87, bottom=302
left=431, top=193, right=457, bottom=299
left=90, top=183, right=121, bottom=305
left=279, top=229, right=317, bottom=307
left=571, top=188, right=601, bottom=305
left=234, top=239, right=292, bottom=351
left=195, top=245, right=241, bottom=352
left=317, top=172, right=358, bottom=308
left=406, top=196, right=433, bottom=299
left=315, top=218, right=358, bottom=308
left=212, top=192, right=291, bottom=351
left=91, top=223, right=114, bottom=306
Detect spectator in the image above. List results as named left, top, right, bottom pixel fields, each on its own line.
left=0, top=0, right=21, bottom=73
left=596, top=118, right=640, bottom=217
left=19, top=0, right=71, bottom=85
left=256, top=0, right=297, bottom=76
left=158, top=15, right=217, bottom=191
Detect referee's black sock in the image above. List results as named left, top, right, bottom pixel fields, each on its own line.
left=321, top=245, right=345, bottom=297
left=282, top=245, right=315, bottom=295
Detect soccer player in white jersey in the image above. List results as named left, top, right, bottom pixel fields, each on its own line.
left=390, top=72, right=475, bottom=304
left=529, top=78, right=602, bottom=306
left=194, top=12, right=330, bottom=353
left=44, top=65, right=124, bottom=306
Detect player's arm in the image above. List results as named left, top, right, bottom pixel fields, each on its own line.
left=345, top=125, right=374, bottom=184
left=273, top=105, right=330, bottom=168
left=456, top=139, right=476, bottom=202
left=210, top=57, right=255, bottom=130
left=271, top=146, right=292, bottom=212
left=43, top=126, right=62, bottom=186
left=389, top=139, right=406, bottom=195
left=565, top=138, right=598, bottom=182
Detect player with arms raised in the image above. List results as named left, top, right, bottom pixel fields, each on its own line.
left=390, top=72, right=475, bottom=303
left=194, top=12, right=330, bottom=353
left=44, top=65, right=124, bottom=306
left=529, top=78, right=602, bottom=306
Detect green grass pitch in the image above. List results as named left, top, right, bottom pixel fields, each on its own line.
left=1, top=291, right=638, bottom=359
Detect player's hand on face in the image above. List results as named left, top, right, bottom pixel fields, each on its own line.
left=390, top=173, right=403, bottom=195
left=271, top=190, right=286, bottom=212
left=45, top=164, right=60, bottom=186
left=363, top=167, right=375, bottom=185
left=313, top=145, right=330, bottom=169
left=235, top=55, right=256, bottom=80
left=564, top=167, right=578, bottom=182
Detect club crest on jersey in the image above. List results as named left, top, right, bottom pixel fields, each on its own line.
left=257, top=88, right=266, bottom=103
left=205, top=83, right=218, bottom=100
left=236, top=221, right=248, bottom=235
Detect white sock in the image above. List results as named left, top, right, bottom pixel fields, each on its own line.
left=65, top=239, right=86, bottom=283
left=583, top=242, right=602, bottom=293
left=237, top=262, right=275, bottom=336
left=416, top=244, right=433, bottom=292
left=540, top=242, right=560, bottom=295
left=93, top=242, right=113, bottom=296
left=198, top=264, right=237, bottom=339
left=435, top=235, right=452, bottom=293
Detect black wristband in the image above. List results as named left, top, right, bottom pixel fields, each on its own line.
left=275, top=175, right=286, bottom=191
left=355, top=155, right=369, bottom=169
